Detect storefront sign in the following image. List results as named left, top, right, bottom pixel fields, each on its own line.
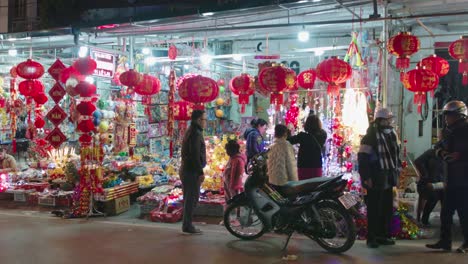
left=128, top=123, right=137, bottom=147
left=115, top=195, right=130, bottom=215
left=91, top=50, right=116, bottom=78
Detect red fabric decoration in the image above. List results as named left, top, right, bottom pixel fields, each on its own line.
left=79, top=134, right=93, bottom=145
left=178, top=75, right=219, bottom=105
left=230, top=74, right=255, bottom=113
left=59, top=66, right=84, bottom=84
left=448, top=37, right=468, bottom=85
left=77, top=119, right=95, bottom=133
left=258, top=66, right=296, bottom=108
left=387, top=32, right=420, bottom=72
left=297, top=69, right=317, bottom=90
left=134, top=74, right=161, bottom=96
left=34, top=117, right=45, bottom=128
left=76, top=101, right=97, bottom=116
left=73, top=56, right=97, bottom=76
left=47, top=59, right=66, bottom=81
left=404, top=69, right=439, bottom=113
left=18, top=79, right=43, bottom=97
left=46, top=105, right=68, bottom=127
left=168, top=45, right=177, bottom=60
left=48, top=83, right=66, bottom=103
left=119, top=69, right=143, bottom=87
left=33, top=92, right=48, bottom=105
left=75, top=81, right=97, bottom=97
left=316, top=57, right=352, bottom=96
left=16, top=59, right=45, bottom=79
left=417, top=55, right=450, bottom=77
left=45, top=128, right=67, bottom=149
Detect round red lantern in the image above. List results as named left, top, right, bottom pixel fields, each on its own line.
left=73, top=56, right=97, bottom=76
left=174, top=101, right=193, bottom=121
left=405, top=68, right=439, bottom=113
left=316, top=57, right=352, bottom=96
left=33, top=92, right=48, bottom=105
left=448, top=37, right=468, bottom=85
left=19, top=79, right=43, bottom=97
left=119, top=69, right=143, bottom=87
left=77, top=101, right=97, bottom=116
left=77, top=119, right=95, bottom=133
left=168, top=45, right=178, bottom=60
left=134, top=74, right=161, bottom=96
left=75, top=81, right=97, bottom=97
left=258, top=66, right=296, bottom=108
left=178, top=75, right=219, bottom=106
left=286, top=68, right=298, bottom=91
left=387, top=32, right=420, bottom=72
left=417, top=55, right=450, bottom=77
left=230, top=74, right=255, bottom=113
left=16, top=59, right=45, bottom=79
left=34, top=117, right=45, bottom=128
left=297, top=69, right=317, bottom=90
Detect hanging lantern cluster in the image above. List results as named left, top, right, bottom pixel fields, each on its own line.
left=258, top=65, right=296, bottom=110
left=402, top=68, right=439, bottom=113
left=387, top=32, right=420, bottom=74
left=316, top=57, right=352, bottom=96
left=230, top=73, right=255, bottom=113
left=119, top=69, right=143, bottom=96
left=178, top=74, right=219, bottom=109
left=7, top=66, right=19, bottom=152
left=448, top=37, right=468, bottom=85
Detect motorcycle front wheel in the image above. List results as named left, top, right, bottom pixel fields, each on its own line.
left=224, top=202, right=265, bottom=240
left=311, top=200, right=356, bottom=254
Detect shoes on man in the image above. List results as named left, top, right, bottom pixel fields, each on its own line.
left=182, top=227, right=202, bottom=234
left=426, top=241, right=452, bottom=251
left=367, top=240, right=379, bottom=248
left=376, top=237, right=396, bottom=246
left=456, top=243, right=468, bottom=254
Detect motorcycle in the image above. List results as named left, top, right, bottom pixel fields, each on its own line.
left=223, top=151, right=358, bottom=253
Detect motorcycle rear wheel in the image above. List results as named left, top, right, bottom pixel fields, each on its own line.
left=312, top=200, right=356, bottom=253
left=224, top=202, right=265, bottom=240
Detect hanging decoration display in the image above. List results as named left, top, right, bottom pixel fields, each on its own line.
left=316, top=57, right=352, bottom=96
left=297, top=69, right=317, bottom=90
left=119, top=69, right=143, bottom=96
left=15, top=59, right=45, bottom=79
left=168, top=45, right=178, bottom=60
left=47, top=59, right=66, bottom=81
left=73, top=56, right=98, bottom=76
left=258, top=65, right=296, bottom=110
left=178, top=75, right=219, bottom=109
left=417, top=55, right=450, bottom=77
left=448, top=37, right=468, bottom=85
left=402, top=68, right=439, bottom=113
left=8, top=66, right=18, bottom=153
left=387, top=32, right=420, bottom=75
left=344, top=32, right=364, bottom=67
left=167, top=69, right=176, bottom=157
left=285, top=93, right=300, bottom=129
left=230, top=73, right=255, bottom=113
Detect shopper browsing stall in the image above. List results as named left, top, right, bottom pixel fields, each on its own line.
left=358, top=108, right=400, bottom=248
left=0, top=147, right=18, bottom=172
left=180, top=110, right=207, bottom=234
left=243, top=118, right=268, bottom=165
left=223, top=140, right=246, bottom=202
left=267, top=124, right=298, bottom=187
left=288, top=115, right=327, bottom=180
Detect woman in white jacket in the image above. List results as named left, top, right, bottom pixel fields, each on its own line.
left=267, top=124, right=298, bottom=186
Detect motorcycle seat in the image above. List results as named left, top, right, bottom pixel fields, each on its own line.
left=277, top=176, right=342, bottom=197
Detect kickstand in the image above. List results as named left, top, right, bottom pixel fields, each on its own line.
left=282, top=232, right=294, bottom=251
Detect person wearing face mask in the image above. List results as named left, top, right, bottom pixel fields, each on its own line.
left=426, top=100, right=468, bottom=253
left=358, top=108, right=401, bottom=248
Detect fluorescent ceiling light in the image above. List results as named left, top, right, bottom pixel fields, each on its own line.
left=200, top=54, right=212, bottom=65
left=202, top=12, right=215, bottom=16
left=312, top=0, right=322, bottom=2
left=298, top=30, right=310, bottom=42
left=8, top=49, right=17, bottom=56
left=232, top=54, right=243, bottom=61
left=315, top=49, right=325, bottom=56
left=142, top=48, right=151, bottom=55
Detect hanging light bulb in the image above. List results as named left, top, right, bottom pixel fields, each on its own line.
left=8, top=46, right=17, bottom=57
left=298, top=26, right=309, bottom=42
left=232, top=54, right=243, bottom=61
left=142, top=47, right=151, bottom=55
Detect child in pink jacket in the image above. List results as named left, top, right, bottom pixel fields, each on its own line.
left=223, top=140, right=246, bottom=203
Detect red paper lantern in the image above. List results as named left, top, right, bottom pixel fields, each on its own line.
left=75, top=81, right=97, bottom=97
left=316, top=57, right=352, bottom=96
left=387, top=32, right=420, bottom=71
left=173, top=101, right=193, bottom=121
left=77, top=119, right=95, bottom=133
left=73, top=56, right=97, bottom=76
left=448, top=37, right=468, bottom=85
left=16, top=59, right=45, bottom=79
left=119, top=69, right=143, bottom=87
left=10, top=66, right=18, bottom=78
left=230, top=74, right=255, bottom=113
left=59, top=66, right=84, bottom=84
left=418, top=55, right=450, bottom=77
left=258, top=66, right=296, bottom=107
left=34, top=117, right=45, bottom=128
left=297, top=69, right=317, bottom=90
left=168, top=45, right=177, bottom=60
left=134, top=74, right=161, bottom=96
left=178, top=75, right=219, bottom=105
left=77, top=101, right=97, bottom=116
left=405, top=68, right=439, bottom=113
left=19, top=80, right=43, bottom=97
left=33, top=92, right=48, bottom=105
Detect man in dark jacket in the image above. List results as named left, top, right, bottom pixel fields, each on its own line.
left=243, top=118, right=268, bottom=165
left=180, top=110, right=207, bottom=234
left=358, top=108, right=401, bottom=248
left=426, top=100, right=468, bottom=253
